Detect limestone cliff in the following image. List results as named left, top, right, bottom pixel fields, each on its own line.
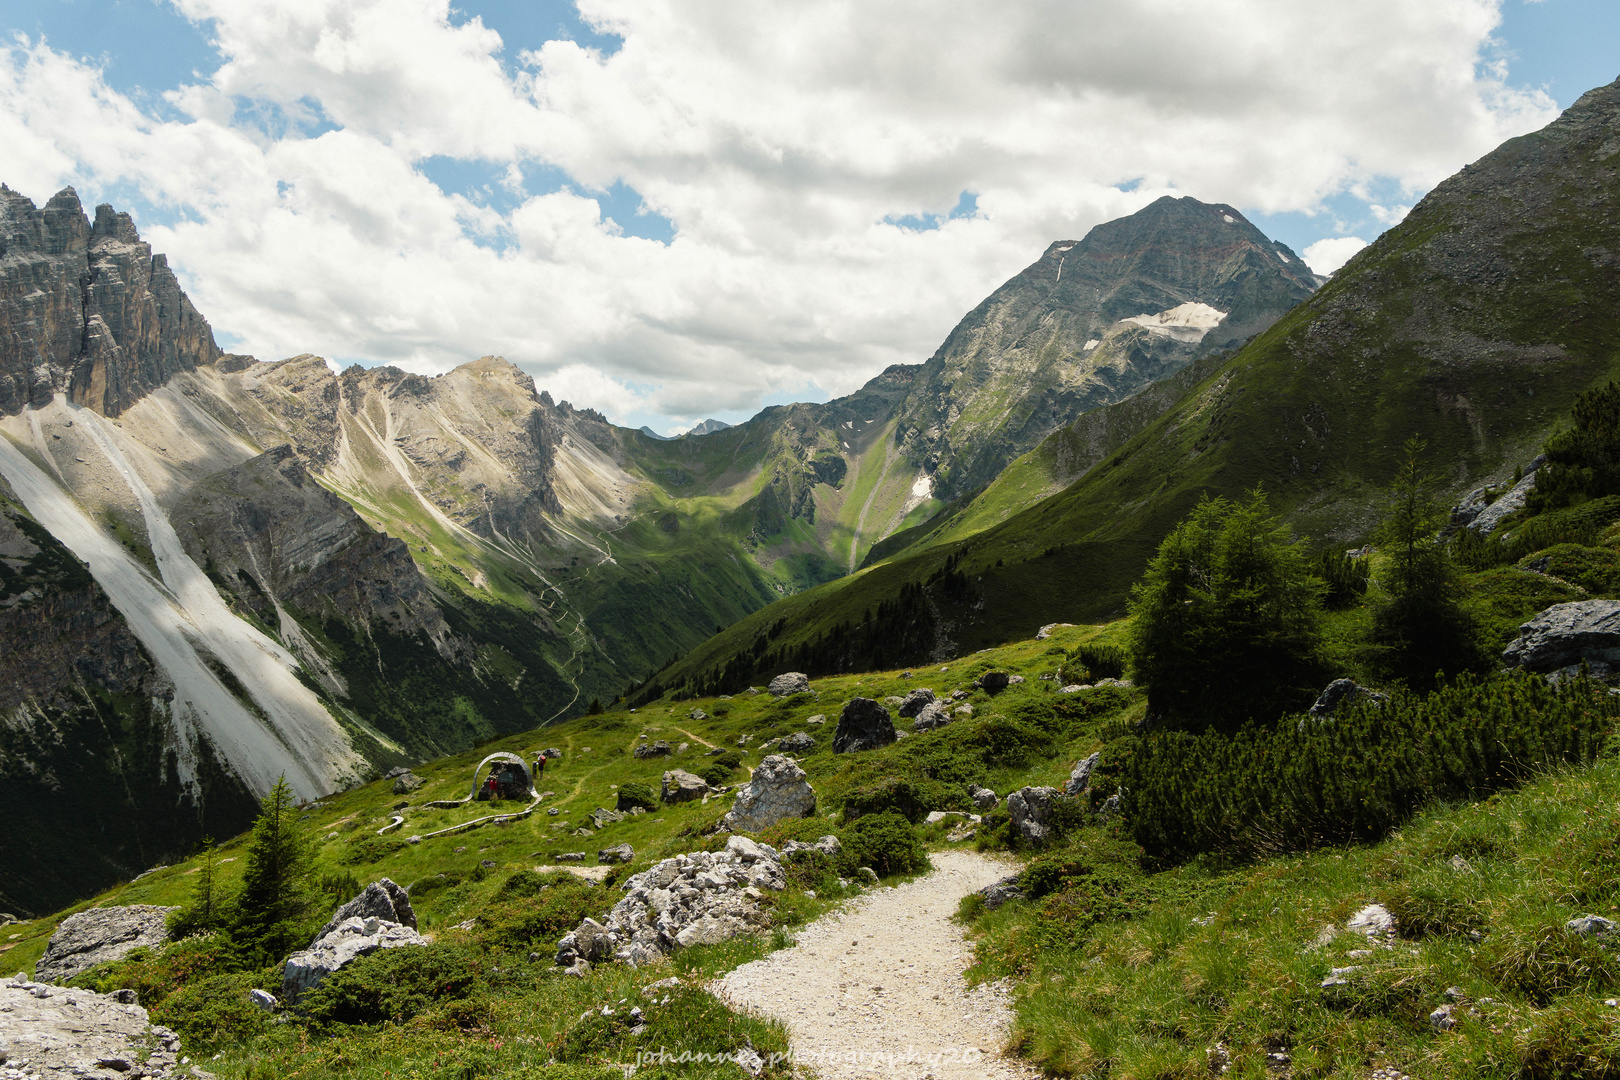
left=0, top=186, right=221, bottom=417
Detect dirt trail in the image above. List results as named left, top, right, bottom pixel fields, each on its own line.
left=715, top=850, right=1035, bottom=1080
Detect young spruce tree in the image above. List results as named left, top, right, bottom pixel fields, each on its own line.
left=1128, top=489, right=1326, bottom=731
left=232, top=775, right=317, bottom=963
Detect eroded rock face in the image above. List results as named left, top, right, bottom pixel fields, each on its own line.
left=281, top=916, right=427, bottom=1004
left=555, top=836, right=786, bottom=967
left=1502, top=600, right=1620, bottom=672
left=720, top=755, right=816, bottom=833
left=661, top=769, right=708, bottom=804
left=1064, top=753, right=1100, bottom=797
left=0, top=974, right=186, bottom=1079
left=0, top=186, right=222, bottom=419
left=312, top=879, right=416, bottom=944
left=833, top=698, right=897, bottom=754
left=1006, top=786, right=1060, bottom=846
left=768, top=672, right=812, bottom=697
left=35, top=905, right=177, bottom=984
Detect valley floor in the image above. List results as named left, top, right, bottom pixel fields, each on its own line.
left=717, top=850, right=1035, bottom=1080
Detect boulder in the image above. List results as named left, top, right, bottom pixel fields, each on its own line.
left=249, top=988, right=277, bottom=1012
left=805, top=714, right=826, bottom=725
left=688, top=709, right=707, bottom=721
left=980, top=671, right=1011, bottom=693
left=634, top=740, right=673, bottom=759
left=598, top=843, right=635, bottom=865
left=0, top=977, right=182, bottom=1078
left=313, top=879, right=416, bottom=943
left=720, top=755, right=817, bottom=832
left=1567, top=915, right=1617, bottom=939
left=1469, top=458, right=1544, bottom=535
left=768, top=672, right=811, bottom=697
left=954, top=704, right=974, bottom=719
left=661, top=769, right=709, bottom=804
left=1502, top=600, right=1620, bottom=672
left=1064, top=753, right=1100, bottom=796
left=969, top=784, right=999, bottom=811
left=384, top=766, right=411, bottom=779
left=780, top=835, right=842, bottom=860
left=391, top=772, right=424, bottom=795
left=1347, top=903, right=1397, bottom=939
left=543, top=747, right=563, bottom=759
left=833, top=698, right=897, bottom=753
left=1307, top=679, right=1388, bottom=719
left=897, top=688, right=937, bottom=718
left=779, top=731, right=816, bottom=754
left=912, top=701, right=952, bottom=731
left=282, top=917, right=427, bottom=1003
left=35, top=905, right=178, bottom=983
left=1006, top=786, right=1060, bottom=845
left=1036, top=623, right=1075, bottom=640
left=591, top=807, right=626, bottom=829
left=979, top=874, right=1024, bottom=910
left=555, top=838, right=786, bottom=967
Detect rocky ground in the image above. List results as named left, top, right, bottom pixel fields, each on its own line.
left=715, top=850, right=1036, bottom=1080
left=0, top=975, right=200, bottom=1080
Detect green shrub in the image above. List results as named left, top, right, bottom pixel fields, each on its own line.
left=712, top=750, right=743, bottom=770
left=338, top=834, right=407, bottom=866
left=552, top=986, right=788, bottom=1068
left=615, top=781, right=658, bottom=811
left=1521, top=543, right=1620, bottom=595
left=841, top=776, right=928, bottom=823
left=1527, top=379, right=1620, bottom=513
left=1069, top=643, right=1127, bottom=682
left=298, top=944, right=485, bottom=1027
left=150, top=972, right=270, bottom=1050
left=839, top=812, right=927, bottom=877
left=1455, top=496, right=1620, bottom=571
left=1514, top=999, right=1620, bottom=1080
left=1317, top=548, right=1371, bottom=609
left=1020, top=833, right=1144, bottom=900
left=951, top=715, right=1052, bottom=767
left=1122, top=671, right=1619, bottom=861
left=407, top=865, right=485, bottom=900
left=73, top=934, right=240, bottom=1007
left=1381, top=878, right=1486, bottom=939
left=477, top=874, right=606, bottom=948
left=782, top=849, right=840, bottom=893
left=698, top=763, right=733, bottom=787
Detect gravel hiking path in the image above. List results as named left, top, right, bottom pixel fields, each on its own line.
left=715, top=850, right=1036, bottom=1079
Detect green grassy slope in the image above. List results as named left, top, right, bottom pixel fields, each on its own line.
left=634, top=77, right=1620, bottom=699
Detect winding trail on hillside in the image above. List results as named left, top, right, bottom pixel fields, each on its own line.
left=715, top=850, right=1035, bottom=1080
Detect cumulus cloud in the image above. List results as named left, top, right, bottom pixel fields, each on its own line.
left=0, top=0, right=1560, bottom=426
left=1304, top=237, right=1371, bottom=276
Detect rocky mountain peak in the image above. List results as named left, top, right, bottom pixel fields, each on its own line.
left=0, top=186, right=220, bottom=417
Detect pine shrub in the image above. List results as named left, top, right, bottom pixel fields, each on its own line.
left=298, top=944, right=484, bottom=1028
left=1122, top=671, right=1619, bottom=861
left=838, top=812, right=927, bottom=877
left=840, top=776, right=929, bottom=823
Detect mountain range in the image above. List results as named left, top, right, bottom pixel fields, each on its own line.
left=11, top=69, right=1616, bottom=915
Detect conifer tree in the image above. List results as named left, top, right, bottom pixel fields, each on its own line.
left=166, top=837, right=224, bottom=939
left=232, top=775, right=316, bottom=962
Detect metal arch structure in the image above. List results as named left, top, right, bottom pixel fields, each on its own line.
left=469, top=752, right=534, bottom=800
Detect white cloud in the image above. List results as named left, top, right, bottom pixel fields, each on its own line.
left=1303, top=237, right=1371, bottom=276
left=0, top=0, right=1561, bottom=427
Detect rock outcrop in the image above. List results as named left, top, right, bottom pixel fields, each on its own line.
left=1007, top=786, right=1060, bottom=846
left=635, top=741, right=674, bottom=760
left=720, top=755, right=817, bottom=833
left=1307, top=679, right=1388, bottom=719
left=833, top=698, right=897, bottom=754
left=778, top=731, right=816, bottom=754
left=0, top=187, right=222, bottom=418
left=767, top=672, right=811, bottom=697
left=0, top=974, right=186, bottom=1079
left=1064, top=753, right=1100, bottom=797
left=1502, top=600, right=1620, bottom=672
left=598, top=843, right=635, bottom=865
left=281, top=916, right=428, bottom=1004
left=312, top=879, right=416, bottom=944
left=897, top=688, right=936, bottom=717
left=912, top=701, right=952, bottom=731
left=555, top=836, right=786, bottom=967
left=34, top=905, right=177, bottom=983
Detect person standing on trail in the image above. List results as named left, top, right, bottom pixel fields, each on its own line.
left=534, top=753, right=546, bottom=782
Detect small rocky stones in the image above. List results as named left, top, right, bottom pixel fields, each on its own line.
left=779, top=835, right=842, bottom=860
left=768, top=672, right=812, bottom=697
left=954, top=704, right=973, bottom=719
left=590, top=807, right=625, bottom=829
left=391, top=772, right=424, bottom=795
left=1430, top=1004, right=1458, bottom=1031
left=687, top=708, right=707, bottom=721
left=557, top=852, right=586, bottom=863
left=313, top=879, right=416, bottom=942
left=1567, top=914, right=1617, bottom=938
left=897, top=688, right=936, bottom=718
left=979, top=875, right=1024, bottom=910
left=1007, top=786, right=1059, bottom=845
left=598, top=843, right=635, bottom=865
left=555, top=836, right=787, bottom=967
left=248, top=989, right=277, bottom=1013
left=1064, top=752, right=1100, bottom=796
left=805, top=714, right=826, bottom=725
left=720, top=755, right=817, bottom=832
left=1320, top=965, right=1362, bottom=989
left=282, top=916, right=428, bottom=1003
left=833, top=698, right=897, bottom=754
left=634, top=741, right=673, bottom=759
left=778, top=731, right=816, bottom=754
left=979, top=671, right=1011, bottom=693
left=661, top=769, right=709, bottom=804
left=35, top=905, right=179, bottom=983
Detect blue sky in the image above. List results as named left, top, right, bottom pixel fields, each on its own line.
left=2, top=1, right=1613, bottom=433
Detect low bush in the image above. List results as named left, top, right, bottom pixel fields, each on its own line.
left=72, top=933, right=240, bottom=1007
left=698, top=763, right=733, bottom=787
left=551, top=985, right=788, bottom=1069
left=1122, top=671, right=1619, bottom=860
left=839, top=812, right=927, bottom=877
left=1520, top=543, right=1620, bottom=595
left=1019, top=832, right=1143, bottom=900
left=298, top=944, right=485, bottom=1028
left=406, top=864, right=486, bottom=900
left=1455, top=496, right=1620, bottom=571
left=150, top=972, right=270, bottom=1050
left=615, top=781, right=658, bottom=811
left=1380, top=877, right=1487, bottom=939
left=782, top=849, right=840, bottom=894
left=477, top=875, right=606, bottom=948
left=1068, top=643, right=1128, bottom=682
left=840, top=776, right=928, bottom=823
left=1481, top=922, right=1620, bottom=1005
left=949, top=715, right=1052, bottom=768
